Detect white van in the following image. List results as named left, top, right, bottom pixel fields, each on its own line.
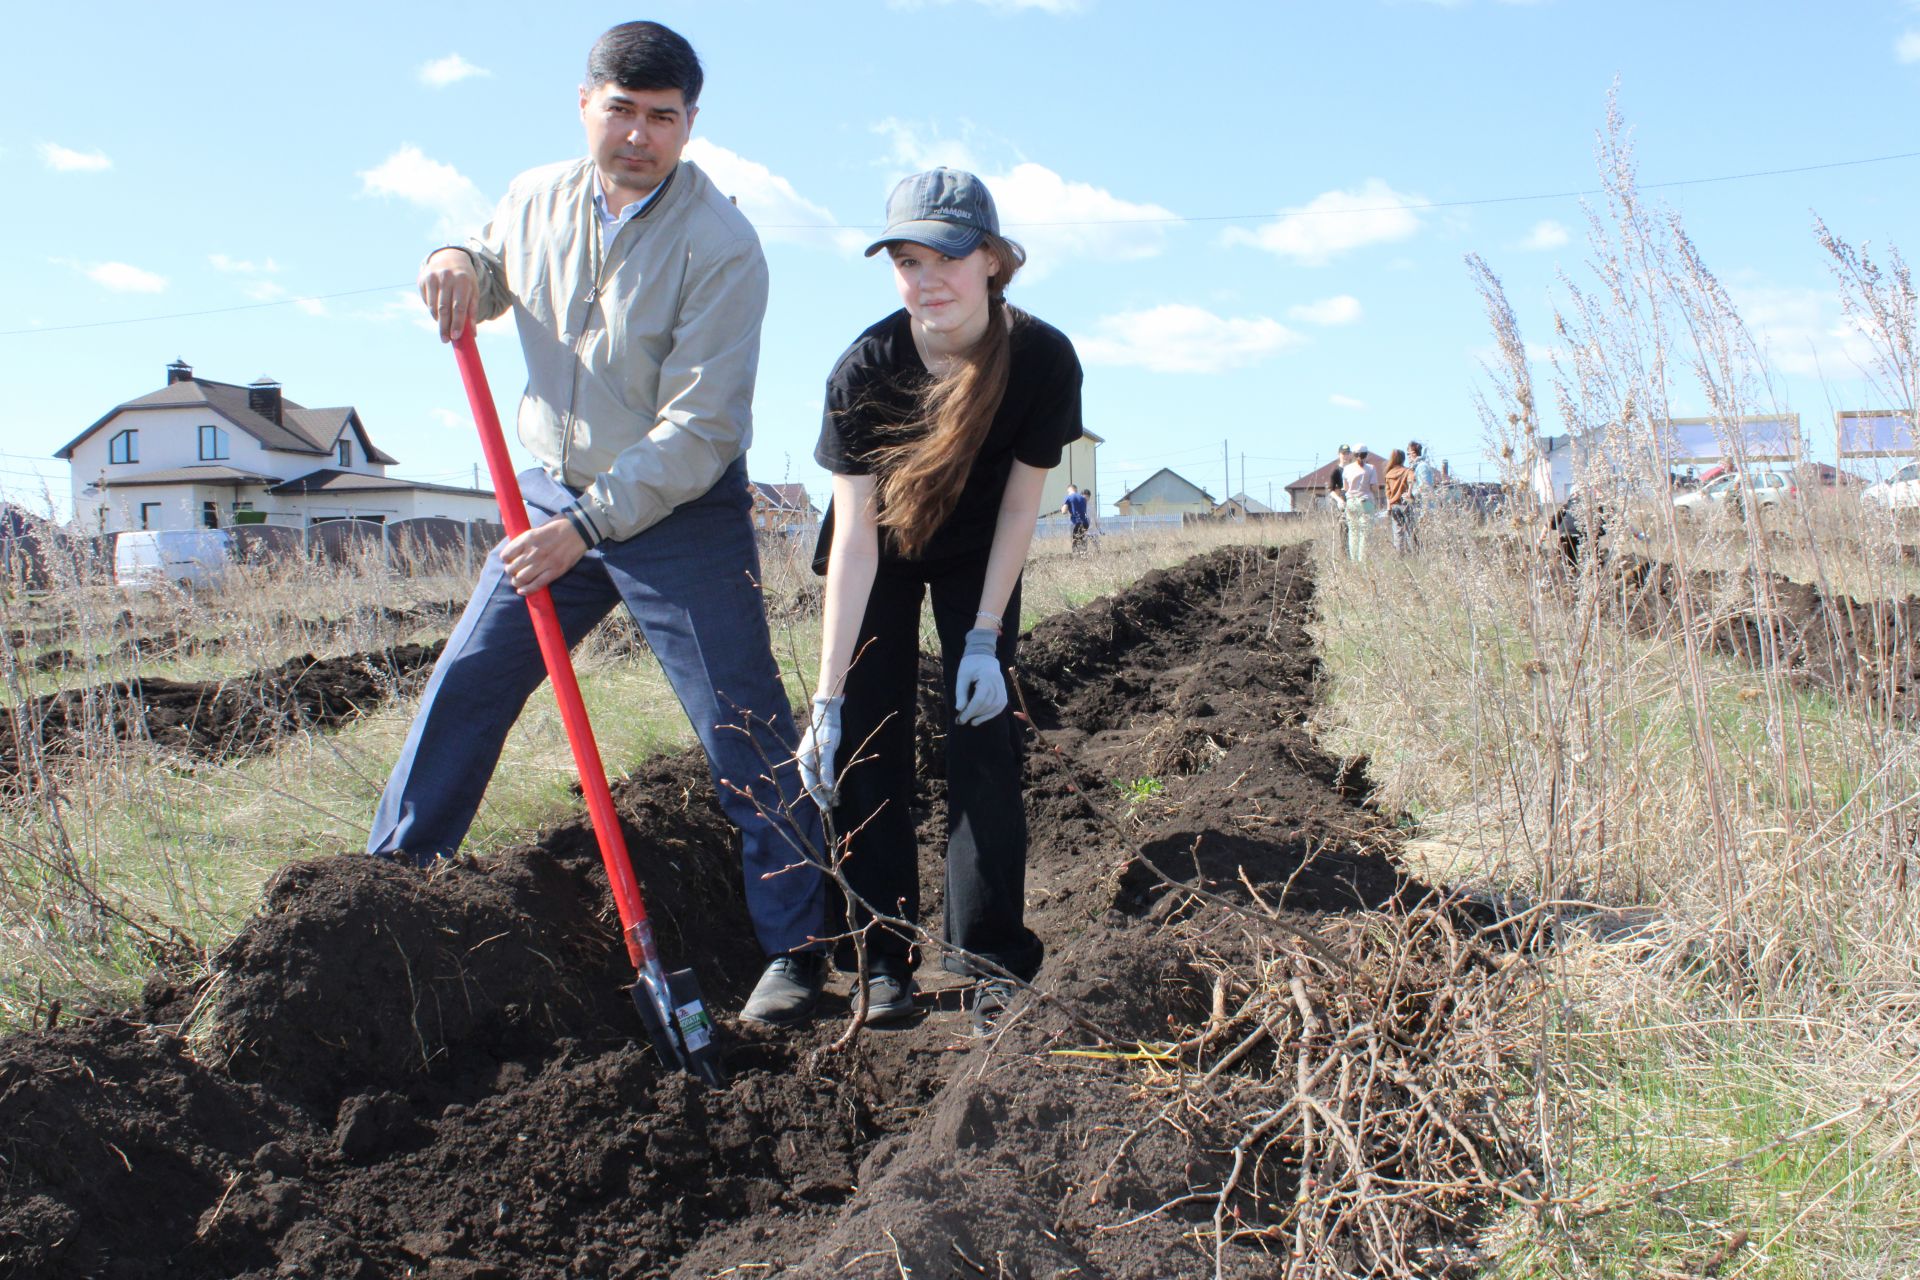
left=114, top=529, right=234, bottom=591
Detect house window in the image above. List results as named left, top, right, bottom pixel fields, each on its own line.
left=202, top=502, right=219, bottom=529
left=139, top=502, right=161, bottom=530
left=338, top=438, right=353, bottom=468
left=110, top=429, right=138, bottom=464
left=199, top=425, right=230, bottom=460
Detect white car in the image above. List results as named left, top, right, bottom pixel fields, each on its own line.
left=114, top=529, right=233, bottom=591
left=1672, top=470, right=1795, bottom=514
left=1861, top=462, right=1920, bottom=511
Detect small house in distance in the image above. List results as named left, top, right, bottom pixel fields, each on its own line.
left=1284, top=460, right=1344, bottom=512
left=750, top=481, right=819, bottom=535
left=1210, top=492, right=1276, bottom=520
left=57, top=360, right=498, bottom=533
left=1114, top=468, right=1214, bottom=517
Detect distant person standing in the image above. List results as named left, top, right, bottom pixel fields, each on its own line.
left=1341, top=443, right=1381, bottom=562
left=1382, top=448, right=1414, bottom=552
left=1061, top=483, right=1091, bottom=552
left=1404, top=440, right=1440, bottom=549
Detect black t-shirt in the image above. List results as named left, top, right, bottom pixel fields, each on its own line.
left=814, top=308, right=1084, bottom=563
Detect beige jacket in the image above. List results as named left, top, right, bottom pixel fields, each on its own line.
left=460, top=158, right=769, bottom=544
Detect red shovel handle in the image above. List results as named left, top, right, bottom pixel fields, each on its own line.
left=450, top=331, right=655, bottom=969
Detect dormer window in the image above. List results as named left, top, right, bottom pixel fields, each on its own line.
left=199, top=425, right=230, bottom=461
left=338, top=438, right=353, bottom=468
left=110, top=429, right=138, bottom=464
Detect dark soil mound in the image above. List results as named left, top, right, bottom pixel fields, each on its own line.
left=0, top=642, right=445, bottom=782
left=1617, top=555, right=1920, bottom=718
left=0, top=544, right=1477, bottom=1279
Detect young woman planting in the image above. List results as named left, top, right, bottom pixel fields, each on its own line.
left=798, top=167, right=1083, bottom=1028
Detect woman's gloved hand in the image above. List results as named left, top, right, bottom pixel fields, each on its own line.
left=797, top=694, right=844, bottom=807
left=953, top=627, right=1007, bottom=726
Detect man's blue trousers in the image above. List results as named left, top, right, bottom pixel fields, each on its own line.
left=366, top=461, right=825, bottom=959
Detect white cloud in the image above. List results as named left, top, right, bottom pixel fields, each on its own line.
left=70, top=261, right=167, bottom=292
left=1330, top=394, right=1368, bottom=410
left=359, top=145, right=491, bottom=239
left=1287, top=295, right=1363, bottom=326
left=419, top=53, right=491, bottom=88
left=873, top=122, right=1176, bottom=274
left=1732, top=283, right=1878, bottom=379
left=1519, top=219, right=1570, bottom=251
left=1223, top=179, right=1426, bottom=265
left=1075, top=304, right=1304, bottom=374
left=1897, top=30, right=1920, bottom=63
left=38, top=143, right=110, bottom=172
left=684, top=138, right=864, bottom=252
left=431, top=408, right=466, bottom=430
left=873, top=118, right=982, bottom=173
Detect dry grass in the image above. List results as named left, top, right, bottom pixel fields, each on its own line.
left=1308, top=98, right=1920, bottom=1276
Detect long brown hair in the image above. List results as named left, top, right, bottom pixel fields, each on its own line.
left=870, top=231, right=1028, bottom=558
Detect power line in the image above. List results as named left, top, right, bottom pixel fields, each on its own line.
left=7, top=145, right=1917, bottom=338
left=758, top=148, right=1920, bottom=229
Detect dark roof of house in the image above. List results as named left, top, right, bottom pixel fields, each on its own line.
left=1115, top=467, right=1215, bottom=505
left=1286, top=460, right=1344, bottom=491
left=58, top=376, right=399, bottom=465
left=750, top=481, right=817, bottom=512
left=267, top=469, right=493, bottom=499
left=98, top=464, right=285, bottom=488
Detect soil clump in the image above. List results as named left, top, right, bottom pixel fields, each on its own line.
left=0, top=544, right=1510, bottom=1278
left=0, top=642, right=445, bottom=783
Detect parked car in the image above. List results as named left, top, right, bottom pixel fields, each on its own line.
left=114, top=529, right=233, bottom=591
left=1861, top=462, right=1920, bottom=511
left=1672, top=470, right=1795, bottom=514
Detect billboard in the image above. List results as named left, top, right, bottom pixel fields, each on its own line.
left=1835, top=410, right=1920, bottom=459
left=1653, top=414, right=1799, bottom=464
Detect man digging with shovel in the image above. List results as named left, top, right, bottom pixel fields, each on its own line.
left=368, top=21, right=828, bottom=1029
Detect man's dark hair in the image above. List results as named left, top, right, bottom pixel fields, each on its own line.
left=586, top=21, right=703, bottom=106
left=1408, top=440, right=1424, bottom=455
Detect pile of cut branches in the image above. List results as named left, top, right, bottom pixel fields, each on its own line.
left=1154, top=901, right=1539, bottom=1277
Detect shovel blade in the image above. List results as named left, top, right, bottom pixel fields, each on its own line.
left=629, top=969, right=725, bottom=1088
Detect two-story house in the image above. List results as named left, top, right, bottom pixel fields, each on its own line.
left=58, top=360, right=498, bottom=533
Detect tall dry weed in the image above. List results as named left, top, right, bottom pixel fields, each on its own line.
left=1315, top=96, right=1920, bottom=1273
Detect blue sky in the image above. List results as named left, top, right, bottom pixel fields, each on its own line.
left=5, top=0, right=1917, bottom=515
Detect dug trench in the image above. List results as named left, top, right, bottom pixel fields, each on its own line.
left=0, top=544, right=1525, bottom=1278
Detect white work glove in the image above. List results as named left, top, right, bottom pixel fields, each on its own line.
left=797, top=694, right=843, bottom=808
left=953, top=627, right=1008, bottom=727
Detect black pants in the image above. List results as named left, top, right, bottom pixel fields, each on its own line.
left=830, top=553, right=1042, bottom=981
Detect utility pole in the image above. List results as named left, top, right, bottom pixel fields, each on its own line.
left=1240, top=453, right=1246, bottom=501
left=1223, top=440, right=1230, bottom=506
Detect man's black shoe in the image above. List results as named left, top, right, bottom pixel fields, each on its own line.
left=858, top=958, right=918, bottom=1025
left=741, top=951, right=826, bottom=1027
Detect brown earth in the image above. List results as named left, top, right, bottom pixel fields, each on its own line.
left=1616, top=555, right=1920, bottom=718
left=0, top=642, right=446, bottom=783
left=0, top=545, right=1496, bottom=1279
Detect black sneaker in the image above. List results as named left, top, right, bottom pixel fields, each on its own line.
left=858, top=958, right=918, bottom=1025
left=740, top=952, right=825, bottom=1027
left=968, top=977, right=1020, bottom=1035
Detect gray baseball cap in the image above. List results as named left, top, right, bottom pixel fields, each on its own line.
left=865, top=167, right=1000, bottom=258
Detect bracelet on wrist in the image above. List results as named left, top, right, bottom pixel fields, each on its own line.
left=975, top=610, right=1002, bottom=630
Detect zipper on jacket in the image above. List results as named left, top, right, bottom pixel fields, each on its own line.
left=558, top=172, right=670, bottom=486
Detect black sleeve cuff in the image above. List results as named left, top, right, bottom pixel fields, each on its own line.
left=562, top=502, right=605, bottom=548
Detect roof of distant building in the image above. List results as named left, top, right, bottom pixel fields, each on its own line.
left=267, top=468, right=493, bottom=498
left=57, top=371, right=399, bottom=465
